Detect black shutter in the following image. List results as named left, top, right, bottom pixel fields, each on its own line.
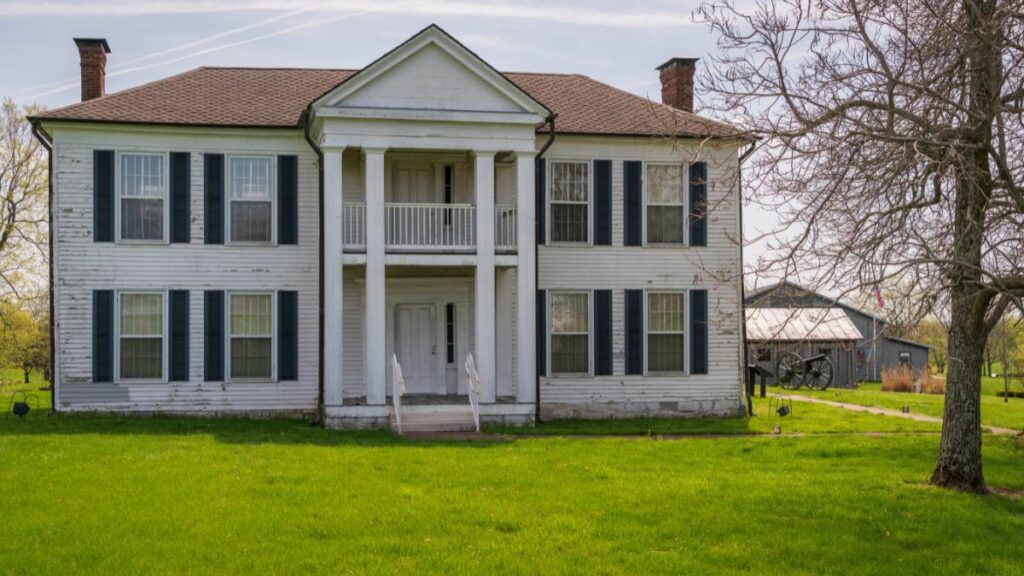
left=690, top=289, right=709, bottom=374
left=170, top=152, right=191, bottom=243
left=278, top=155, right=298, bottom=245
left=169, top=290, right=190, bottom=381
left=594, top=289, right=613, bottom=375
left=278, top=290, right=298, bottom=380
left=535, top=158, right=546, bottom=245
left=204, top=291, right=224, bottom=381
left=689, top=162, right=708, bottom=247
left=593, top=160, right=612, bottom=245
left=92, top=290, right=114, bottom=382
left=624, top=161, right=643, bottom=246
left=204, top=154, right=224, bottom=244
left=94, top=150, right=115, bottom=242
left=536, top=289, right=547, bottom=376
left=625, top=289, right=644, bottom=375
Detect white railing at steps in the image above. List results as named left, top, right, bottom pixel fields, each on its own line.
left=495, top=205, right=517, bottom=251
left=342, top=203, right=366, bottom=250
left=464, top=353, right=482, bottom=433
left=391, top=353, right=406, bottom=434
left=386, top=203, right=475, bottom=251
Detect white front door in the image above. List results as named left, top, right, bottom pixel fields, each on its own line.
left=394, top=304, right=437, bottom=394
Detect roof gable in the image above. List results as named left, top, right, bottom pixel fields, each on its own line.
left=313, top=25, right=548, bottom=119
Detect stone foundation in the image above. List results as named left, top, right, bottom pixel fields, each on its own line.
left=539, top=398, right=745, bottom=420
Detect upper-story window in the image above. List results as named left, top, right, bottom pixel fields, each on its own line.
left=550, top=161, right=589, bottom=243
left=229, top=156, right=274, bottom=243
left=119, top=153, right=166, bottom=241
left=646, top=164, right=686, bottom=244
left=119, top=292, right=164, bottom=380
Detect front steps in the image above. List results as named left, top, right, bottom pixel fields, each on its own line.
left=390, top=404, right=477, bottom=433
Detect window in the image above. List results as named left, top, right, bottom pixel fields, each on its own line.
left=446, top=303, right=455, bottom=364
left=550, top=161, right=589, bottom=243
left=646, top=164, right=686, bottom=244
left=899, top=351, right=911, bottom=366
left=443, top=165, right=454, bottom=226
left=229, top=293, right=273, bottom=379
left=120, top=153, right=165, bottom=241
left=647, top=292, right=685, bottom=372
left=818, top=348, right=833, bottom=357
left=229, top=157, right=273, bottom=243
left=119, top=292, right=164, bottom=379
left=756, top=348, right=771, bottom=363
left=550, top=292, right=589, bottom=373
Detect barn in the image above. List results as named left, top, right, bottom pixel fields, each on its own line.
left=745, top=307, right=865, bottom=389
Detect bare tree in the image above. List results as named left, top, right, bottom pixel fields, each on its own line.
left=699, top=0, right=1024, bottom=492
left=0, top=98, right=48, bottom=303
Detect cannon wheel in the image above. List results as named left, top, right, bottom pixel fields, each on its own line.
left=775, top=352, right=806, bottom=390
left=804, top=357, right=834, bottom=390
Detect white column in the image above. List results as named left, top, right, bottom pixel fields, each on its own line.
left=515, top=152, right=537, bottom=403
left=323, top=148, right=345, bottom=407
left=495, top=267, right=514, bottom=397
left=475, top=151, right=497, bottom=403
left=364, top=147, right=387, bottom=405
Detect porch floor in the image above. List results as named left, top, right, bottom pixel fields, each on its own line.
left=345, top=395, right=520, bottom=406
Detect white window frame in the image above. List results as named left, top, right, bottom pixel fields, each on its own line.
left=642, top=161, right=689, bottom=247
left=644, top=290, right=688, bottom=375
left=115, top=151, right=170, bottom=244
left=226, top=155, right=277, bottom=246
left=547, top=290, right=593, bottom=376
left=114, top=290, right=168, bottom=383
left=547, top=159, right=592, bottom=245
left=225, top=291, right=277, bottom=382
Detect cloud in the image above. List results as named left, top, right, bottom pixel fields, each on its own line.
left=1, top=0, right=697, bottom=28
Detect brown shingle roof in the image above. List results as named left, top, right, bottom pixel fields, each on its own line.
left=35, top=66, right=744, bottom=138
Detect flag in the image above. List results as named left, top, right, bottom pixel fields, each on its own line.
left=874, top=287, right=885, bottom=309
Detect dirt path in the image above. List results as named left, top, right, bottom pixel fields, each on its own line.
left=782, top=394, right=1022, bottom=436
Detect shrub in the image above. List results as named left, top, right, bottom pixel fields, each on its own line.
left=919, top=371, right=946, bottom=395
left=881, top=366, right=914, bottom=392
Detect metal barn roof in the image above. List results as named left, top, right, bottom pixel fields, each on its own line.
left=745, top=307, right=864, bottom=343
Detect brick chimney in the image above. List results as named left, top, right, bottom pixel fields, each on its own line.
left=73, top=38, right=111, bottom=102
left=657, top=57, right=698, bottom=113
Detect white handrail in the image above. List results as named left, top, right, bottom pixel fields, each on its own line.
left=342, top=203, right=366, bottom=249
left=464, top=353, right=481, bottom=433
left=495, top=205, right=517, bottom=250
left=391, top=353, right=406, bottom=434
left=386, top=203, right=476, bottom=251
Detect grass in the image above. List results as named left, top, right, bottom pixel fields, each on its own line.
left=793, top=377, right=1024, bottom=432
left=1, top=402, right=1022, bottom=574
left=0, top=367, right=50, bottom=412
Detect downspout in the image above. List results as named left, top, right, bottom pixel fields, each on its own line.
left=534, top=113, right=556, bottom=423
left=30, top=120, right=56, bottom=414
left=301, top=108, right=326, bottom=424
left=738, top=141, right=756, bottom=415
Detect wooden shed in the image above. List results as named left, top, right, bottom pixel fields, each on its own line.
left=745, top=308, right=865, bottom=389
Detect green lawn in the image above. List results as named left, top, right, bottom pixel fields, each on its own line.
left=0, top=367, right=50, bottom=412
left=2, top=403, right=1022, bottom=574
left=792, top=377, right=1024, bottom=432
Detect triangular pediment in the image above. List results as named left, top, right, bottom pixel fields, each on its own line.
left=313, top=25, right=549, bottom=119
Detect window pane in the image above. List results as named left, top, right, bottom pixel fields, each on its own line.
left=120, top=338, right=162, bottom=379
left=551, top=204, right=588, bottom=243
left=121, top=154, right=164, bottom=198
left=646, top=164, right=684, bottom=204
left=648, top=334, right=684, bottom=372
left=120, top=294, right=163, bottom=336
left=647, top=206, right=685, bottom=244
left=551, top=293, right=588, bottom=334
left=551, top=334, right=588, bottom=373
left=231, top=157, right=272, bottom=200
left=121, top=198, right=164, bottom=240
left=231, top=337, right=272, bottom=378
left=551, top=162, right=588, bottom=202
left=231, top=294, right=271, bottom=336
left=230, top=201, right=272, bottom=242
left=648, top=293, right=684, bottom=333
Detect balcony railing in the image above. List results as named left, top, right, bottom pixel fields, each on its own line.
left=343, top=203, right=516, bottom=253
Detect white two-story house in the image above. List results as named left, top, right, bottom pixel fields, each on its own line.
left=31, top=25, right=749, bottom=429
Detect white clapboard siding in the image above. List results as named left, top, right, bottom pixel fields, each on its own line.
left=536, top=137, right=744, bottom=413
left=51, top=127, right=320, bottom=413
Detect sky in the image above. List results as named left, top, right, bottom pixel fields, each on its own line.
left=0, top=0, right=778, bottom=278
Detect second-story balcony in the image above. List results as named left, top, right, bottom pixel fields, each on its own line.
left=343, top=203, right=517, bottom=254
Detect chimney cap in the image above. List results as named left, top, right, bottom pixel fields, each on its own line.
left=73, top=38, right=111, bottom=54
left=656, top=57, right=698, bottom=71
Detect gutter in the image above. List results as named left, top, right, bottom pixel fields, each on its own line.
left=30, top=120, right=56, bottom=414
left=300, top=108, right=326, bottom=424
left=534, top=113, right=556, bottom=423
left=737, top=141, right=756, bottom=415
